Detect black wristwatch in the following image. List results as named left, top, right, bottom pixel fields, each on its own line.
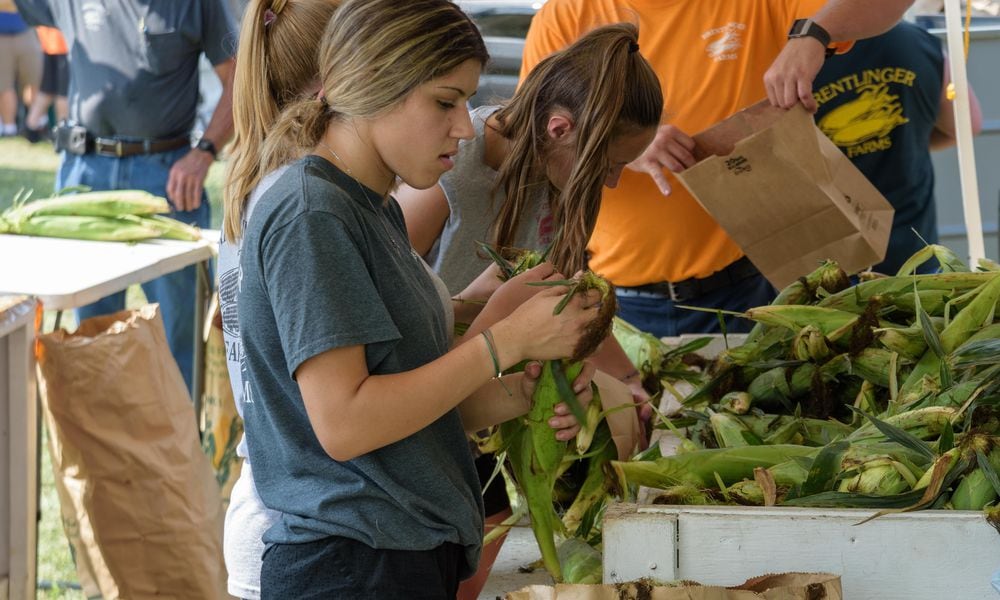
left=195, top=137, right=218, bottom=159
left=787, top=18, right=836, bottom=57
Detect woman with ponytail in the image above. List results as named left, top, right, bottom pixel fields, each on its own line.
left=217, top=1, right=340, bottom=598
left=234, top=0, right=602, bottom=596
left=397, top=26, right=662, bottom=597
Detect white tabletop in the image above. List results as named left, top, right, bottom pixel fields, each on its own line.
left=0, top=233, right=216, bottom=311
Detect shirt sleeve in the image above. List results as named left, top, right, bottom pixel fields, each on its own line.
left=199, top=0, right=237, bottom=65
left=261, top=210, right=401, bottom=378
left=519, top=2, right=575, bottom=85
left=12, top=0, right=56, bottom=27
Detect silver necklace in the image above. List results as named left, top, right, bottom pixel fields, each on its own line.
left=317, top=141, right=412, bottom=258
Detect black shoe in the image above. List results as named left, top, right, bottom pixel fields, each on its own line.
left=23, top=126, right=47, bottom=143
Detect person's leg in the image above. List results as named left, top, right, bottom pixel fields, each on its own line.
left=0, top=35, right=16, bottom=133
left=126, top=147, right=211, bottom=391
left=0, top=90, right=16, bottom=134
left=14, top=30, right=42, bottom=117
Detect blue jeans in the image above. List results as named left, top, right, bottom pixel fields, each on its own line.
left=57, top=146, right=210, bottom=392
left=615, top=272, right=777, bottom=338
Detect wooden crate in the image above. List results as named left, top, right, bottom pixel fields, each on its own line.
left=0, top=296, right=37, bottom=600
left=603, top=502, right=1000, bottom=600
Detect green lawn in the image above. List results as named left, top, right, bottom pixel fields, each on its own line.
left=0, top=136, right=227, bottom=597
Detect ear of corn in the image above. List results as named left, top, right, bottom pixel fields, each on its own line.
left=6, top=214, right=161, bottom=242
left=3, top=189, right=169, bottom=220
left=0, top=189, right=200, bottom=243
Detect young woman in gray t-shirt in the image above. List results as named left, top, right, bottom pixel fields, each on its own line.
left=232, top=1, right=604, bottom=597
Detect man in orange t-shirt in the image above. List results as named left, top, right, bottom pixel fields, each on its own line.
left=521, top=0, right=914, bottom=337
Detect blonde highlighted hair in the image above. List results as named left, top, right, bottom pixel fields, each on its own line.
left=259, top=0, right=489, bottom=176
left=223, top=0, right=341, bottom=242
left=492, top=23, right=662, bottom=275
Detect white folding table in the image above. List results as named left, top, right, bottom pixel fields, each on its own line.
left=0, top=233, right=215, bottom=600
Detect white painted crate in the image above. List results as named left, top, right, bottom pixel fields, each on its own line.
left=603, top=502, right=1000, bottom=600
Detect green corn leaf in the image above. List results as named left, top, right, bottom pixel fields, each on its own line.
left=914, top=284, right=946, bottom=360
left=977, top=450, right=1000, bottom=497
left=847, top=405, right=937, bottom=462
left=551, top=359, right=587, bottom=425
left=476, top=241, right=515, bottom=280
left=937, top=423, right=954, bottom=455
left=953, top=339, right=1000, bottom=369
left=783, top=488, right=928, bottom=508
left=800, top=440, right=850, bottom=496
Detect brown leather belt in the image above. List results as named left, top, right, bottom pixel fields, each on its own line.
left=91, top=135, right=190, bottom=158
left=55, top=122, right=191, bottom=157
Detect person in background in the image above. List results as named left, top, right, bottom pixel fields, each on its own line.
left=813, top=20, right=983, bottom=275
left=14, top=0, right=237, bottom=391
left=520, top=0, right=916, bottom=338
left=23, top=24, right=67, bottom=142
left=218, top=0, right=341, bottom=597
left=396, top=23, right=661, bottom=598
left=236, top=0, right=601, bottom=596
left=0, top=2, right=40, bottom=136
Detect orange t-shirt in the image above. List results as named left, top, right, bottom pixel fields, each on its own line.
left=35, top=26, right=67, bottom=55
left=521, top=0, right=827, bottom=285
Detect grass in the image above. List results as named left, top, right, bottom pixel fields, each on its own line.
left=0, top=136, right=227, bottom=597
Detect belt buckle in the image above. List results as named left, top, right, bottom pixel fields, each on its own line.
left=666, top=281, right=683, bottom=303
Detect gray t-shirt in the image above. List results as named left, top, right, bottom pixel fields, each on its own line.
left=238, top=155, right=483, bottom=575
left=425, top=105, right=553, bottom=294
left=15, top=0, right=236, bottom=138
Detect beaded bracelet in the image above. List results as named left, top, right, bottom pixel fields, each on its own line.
left=481, top=328, right=512, bottom=396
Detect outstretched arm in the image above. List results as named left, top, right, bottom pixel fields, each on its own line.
left=765, top=0, right=914, bottom=110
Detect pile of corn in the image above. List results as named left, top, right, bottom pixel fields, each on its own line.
left=615, top=245, right=1000, bottom=523
left=0, top=189, right=200, bottom=242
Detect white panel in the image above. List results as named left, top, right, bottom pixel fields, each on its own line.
left=604, top=504, right=1000, bottom=600
left=602, top=504, right=678, bottom=583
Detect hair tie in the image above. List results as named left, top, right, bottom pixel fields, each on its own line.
left=629, top=40, right=640, bottom=54
left=263, top=8, right=277, bottom=27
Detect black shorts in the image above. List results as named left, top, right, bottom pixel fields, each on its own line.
left=40, top=53, right=68, bottom=97
left=476, top=452, right=511, bottom=517
left=261, top=536, right=465, bottom=599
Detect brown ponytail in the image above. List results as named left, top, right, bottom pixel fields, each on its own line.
left=491, top=23, right=662, bottom=274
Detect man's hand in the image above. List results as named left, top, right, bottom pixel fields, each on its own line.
left=764, top=37, right=827, bottom=111
left=166, top=148, right=213, bottom=212
left=625, top=124, right=696, bottom=196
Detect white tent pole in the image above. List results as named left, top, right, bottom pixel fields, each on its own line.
left=943, top=0, right=986, bottom=263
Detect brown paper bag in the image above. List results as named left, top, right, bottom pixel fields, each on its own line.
left=200, top=299, right=243, bottom=509
left=676, top=100, right=893, bottom=289
left=36, top=304, right=229, bottom=599
left=506, top=572, right=841, bottom=600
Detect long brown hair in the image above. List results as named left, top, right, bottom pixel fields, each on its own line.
left=222, top=0, right=341, bottom=242
left=259, top=0, right=489, bottom=177
left=492, top=23, right=662, bottom=274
